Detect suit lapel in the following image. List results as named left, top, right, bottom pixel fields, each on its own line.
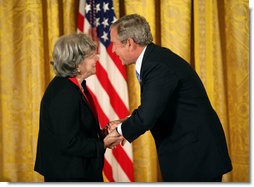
left=140, top=43, right=156, bottom=78
left=68, top=78, right=99, bottom=123
left=78, top=83, right=101, bottom=137
left=139, top=43, right=156, bottom=88
left=81, top=81, right=99, bottom=123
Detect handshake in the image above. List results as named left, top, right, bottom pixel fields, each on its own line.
left=99, top=117, right=128, bottom=149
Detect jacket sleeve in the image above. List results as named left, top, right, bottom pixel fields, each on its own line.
left=122, top=61, right=178, bottom=142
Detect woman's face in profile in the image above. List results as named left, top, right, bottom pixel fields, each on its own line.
left=78, top=52, right=99, bottom=78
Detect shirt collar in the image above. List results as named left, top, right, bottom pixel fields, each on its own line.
left=135, top=46, right=147, bottom=75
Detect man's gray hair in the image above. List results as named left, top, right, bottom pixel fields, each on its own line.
left=111, top=14, right=153, bottom=46
left=51, top=33, right=96, bottom=77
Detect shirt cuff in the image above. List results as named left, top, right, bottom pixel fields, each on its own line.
left=117, top=123, right=123, bottom=135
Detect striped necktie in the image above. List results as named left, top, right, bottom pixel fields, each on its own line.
left=136, top=71, right=141, bottom=82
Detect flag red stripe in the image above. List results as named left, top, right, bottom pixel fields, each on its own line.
left=107, top=43, right=127, bottom=80
left=96, top=62, right=129, bottom=119
left=113, top=146, right=134, bottom=181
left=77, top=12, right=84, bottom=32
left=103, top=158, right=115, bottom=182
left=88, top=87, right=109, bottom=128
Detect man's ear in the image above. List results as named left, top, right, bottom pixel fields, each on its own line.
left=127, top=38, right=137, bottom=51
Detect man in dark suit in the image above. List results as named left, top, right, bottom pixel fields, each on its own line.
left=109, top=14, right=232, bottom=182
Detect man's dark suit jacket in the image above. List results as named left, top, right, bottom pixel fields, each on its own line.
left=121, top=43, right=232, bottom=182
left=34, top=77, right=104, bottom=181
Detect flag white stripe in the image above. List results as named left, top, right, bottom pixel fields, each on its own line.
left=105, top=149, right=130, bottom=182
left=78, top=0, right=85, bottom=16
left=99, top=45, right=129, bottom=108
left=83, top=18, right=90, bottom=35
left=121, top=142, right=133, bottom=160
left=86, top=75, right=119, bottom=120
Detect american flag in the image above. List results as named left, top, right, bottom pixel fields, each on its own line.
left=77, top=0, right=134, bottom=182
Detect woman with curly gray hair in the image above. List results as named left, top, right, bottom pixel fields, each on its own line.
left=34, top=33, right=123, bottom=182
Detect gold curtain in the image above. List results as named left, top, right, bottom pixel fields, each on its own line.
left=0, top=0, right=79, bottom=182
left=0, top=0, right=249, bottom=182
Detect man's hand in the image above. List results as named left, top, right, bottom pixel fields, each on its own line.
left=105, top=116, right=130, bottom=147
left=103, top=129, right=124, bottom=149
left=107, top=116, right=129, bottom=133
left=107, top=120, right=121, bottom=133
